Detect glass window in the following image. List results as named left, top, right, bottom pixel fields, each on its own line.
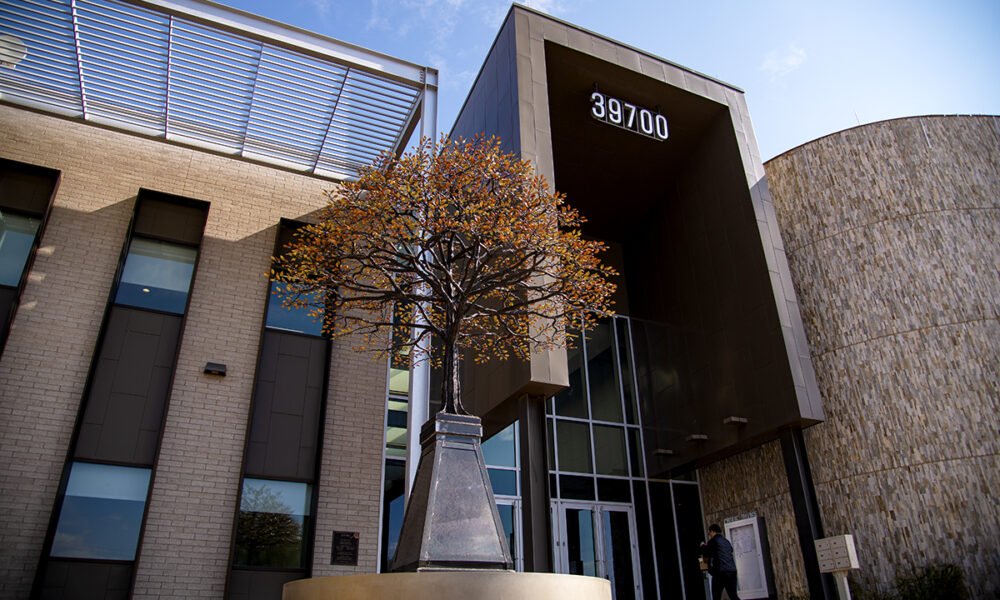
left=546, top=418, right=555, bottom=469
left=615, top=319, right=639, bottom=425
left=115, top=238, right=197, bottom=314
left=388, top=323, right=411, bottom=395
left=560, top=475, right=595, bottom=500
left=385, top=397, right=408, bottom=459
left=593, top=425, right=628, bottom=476
left=234, top=479, right=311, bottom=569
left=50, top=462, right=151, bottom=560
left=556, top=420, right=592, bottom=473
left=380, top=460, right=406, bottom=572
left=482, top=423, right=516, bottom=468
left=487, top=468, right=517, bottom=496
left=587, top=321, right=623, bottom=423
left=597, top=478, right=632, bottom=503
left=628, top=428, right=644, bottom=477
left=0, top=211, right=40, bottom=287
left=266, top=282, right=324, bottom=336
left=554, top=336, right=588, bottom=419
left=496, top=502, right=517, bottom=568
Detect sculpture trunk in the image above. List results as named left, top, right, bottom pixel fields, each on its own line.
left=441, top=339, right=463, bottom=414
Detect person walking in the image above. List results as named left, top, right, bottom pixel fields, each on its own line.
left=701, top=523, right=740, bottom=600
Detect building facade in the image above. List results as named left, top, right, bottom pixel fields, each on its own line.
left=1, top=2, right=997, bottom=600
left=701, top=115, right=999, bottom=598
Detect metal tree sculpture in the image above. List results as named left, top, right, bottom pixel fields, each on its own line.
left=274, top=135, right=615, bottom=414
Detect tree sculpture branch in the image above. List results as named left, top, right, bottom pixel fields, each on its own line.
left=273, top=135, right=616, bottom=414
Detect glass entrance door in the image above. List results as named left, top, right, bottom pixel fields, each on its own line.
left=553, top=502, right=641, bottom=599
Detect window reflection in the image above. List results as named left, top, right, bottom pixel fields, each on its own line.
left=0, top=211, right=39, bottom=287
left=555, top=335, right=588, bottom=418
left=587, top=321, right=623, bottom=423
left=50, top=462, right=151, bottom=560
left=593, top=425, right=628, bottom=476
left=482, top=423, right=516, bottom=468
left=487, top=468, right=517, bottom=496
left=115, top=238, right=197, bottom=314
left=556, top=420, right=592, bottom=473
left=380, top=460, right=406, bottom=572
left=266, top=282, right=324, bottom=336
left=615, top=319, right=639, bottom=424
left=385, top=398, right=408, bottom=459
left=496, top=503, right=516, bottom=566
left=234, top=479, right=311, bottom=569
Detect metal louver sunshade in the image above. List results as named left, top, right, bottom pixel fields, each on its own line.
left=0, top=0, right=436, bottom=180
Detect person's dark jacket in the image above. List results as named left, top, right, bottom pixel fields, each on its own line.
left=702, top=534, right=737, bottom=576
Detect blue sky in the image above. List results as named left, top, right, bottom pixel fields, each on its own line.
left=218, top=0, right=1000, bottom=160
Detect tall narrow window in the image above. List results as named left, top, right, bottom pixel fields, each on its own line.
left=229, top=220, right=329, bottom=599
left=37, top=191, right=208, bottom=598
left=0, top=159, right=59, bottom=355
left=115, top=238, right=197, bottom=314
left=483, top=422, right=523, bottom=572
left=234, top=479, right=312, bottom=569
left=0, top=212, right=40, bottom=286
left=50, top=462, right=152, bottom=560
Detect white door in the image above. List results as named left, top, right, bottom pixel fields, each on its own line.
left=552, top=501, right=642, bottom=599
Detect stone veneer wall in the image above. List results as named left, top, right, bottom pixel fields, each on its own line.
left=703, top=115, right=999, bottom=599
left=700, top=441, right=808, bottom=597
left=0, top=105, right=388, bottom=598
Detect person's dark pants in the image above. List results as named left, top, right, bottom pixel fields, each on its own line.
left=711, top=572, right=740, bottom=600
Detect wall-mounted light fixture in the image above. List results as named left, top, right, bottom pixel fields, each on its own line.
left=723, top=416, right=748, bottom=426
left=653, top=448, right=674, bottom=456
left=685, top=434, right=708, bottom=443
left=204, top=362, right=227, bottom=376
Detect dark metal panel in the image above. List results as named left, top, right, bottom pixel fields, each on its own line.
left=227, top=569, right=304, bottom=600
left=0, top=286, right=18, bottom=345
left=0, top=159, right=59, bottom=216
left=244, top=330, right=327, bottom=480
left=75, top=306, right=182, bottom=465
left=38, top=559, right=132, bottom=600
left=132, top=193, right=209, bottom=245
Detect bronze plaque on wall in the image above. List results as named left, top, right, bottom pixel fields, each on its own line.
left=331, top=531, right=360, bottom=566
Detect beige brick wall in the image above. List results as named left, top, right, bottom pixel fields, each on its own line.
left=312, top=337, right=389, bottom=576
left=0, top=105, right=389, bottom=598
left=702, top=116, right=1000, bottom=599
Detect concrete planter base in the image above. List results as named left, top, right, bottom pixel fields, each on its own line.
left=283, top=572, right=611, bottom=599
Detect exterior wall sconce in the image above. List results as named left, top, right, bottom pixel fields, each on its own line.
left=685, top=434, right=708, bottom=443
left=654, top=448, right=674, bottom=456
left=723, top=416, right=749, bottom=426
left=204, top=362, right=227, bottom=376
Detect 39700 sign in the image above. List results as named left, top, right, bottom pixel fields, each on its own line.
left=589, top=91, right=668, bottom=141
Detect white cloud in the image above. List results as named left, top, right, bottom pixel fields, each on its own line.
left=305, top=0, right=333, bottom=19
left=517, top=0, right=569, bottom=16
left=761, top=44, right=807, bottom=80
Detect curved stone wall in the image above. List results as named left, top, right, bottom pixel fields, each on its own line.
left=764, top=116, right=1000, bottom=597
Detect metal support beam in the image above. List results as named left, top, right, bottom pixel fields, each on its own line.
left=781, top=428, right=837, bottom=600
left=517, top=394, right=552, bottom=572
left=419, top=67, right=439, bottom=143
